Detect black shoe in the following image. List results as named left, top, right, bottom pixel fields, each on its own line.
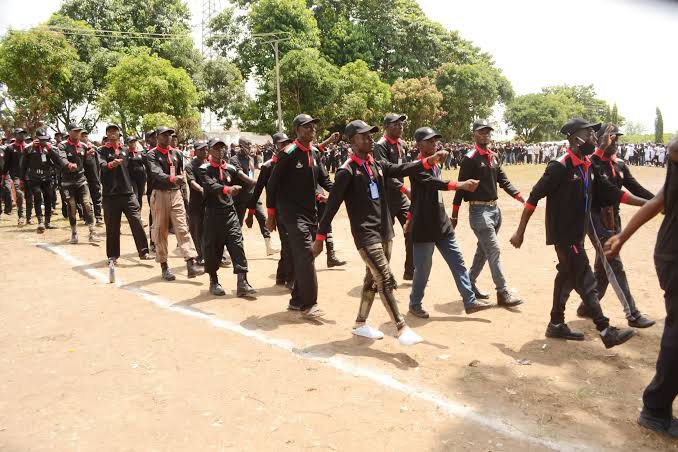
left=327, top=255, right=347, bottom=268
left=403, top=271, right=414, bottom=281
left=275, top=279, right=286, bottom=286
left=497, top=290, right=523, bottom=307
left=161, top=264, right=176, bottom=281
left=576, top=303, right=592, bottom=319
left=210, top=282, right=226, bottom=296
left=408, top=305, right=429, bottom=319
left=236, top=273, right=257, bottom=297
left=186, top=259, right=204, bottom=278
left=545, top=323, right=585, bottom=341
left=628, top=314, right=656, bottom=328
left=601, top=326, right=635, bottom=349
left=465, top=300, right=492, bottom=314
left=638, top=410, right=678, bottom=438
left=472, top=284, right=490, bottom=300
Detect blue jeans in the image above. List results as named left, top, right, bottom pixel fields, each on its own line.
left=409, top=233, right=476, bottom=309
left=469, top=204, right=507, bottom=292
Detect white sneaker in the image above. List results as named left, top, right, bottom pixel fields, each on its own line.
left=397, top=326, right=423, bottom=346
left=352, top=324, right=384, bottom=340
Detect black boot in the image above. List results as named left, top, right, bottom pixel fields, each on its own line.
left=497, top=290, right=523, bottom=307
left=209, top=274, right=225, bottom=296
left=161, top=262, right=176, bottom=281
left=472, top=283, right=490, bottom=300
left=326, top=237, right=346, bottom=268
left=186, top=258, right=204, bottom=278
left=45, top=214, right=57, bottom=229
left=36, top=216, right=45, bottom=234
left=236, top=273, right=257, bottom=297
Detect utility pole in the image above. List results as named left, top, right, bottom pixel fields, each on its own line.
left=273, top=40, right=283, bottom=132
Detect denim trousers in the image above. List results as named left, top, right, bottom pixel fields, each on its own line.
left=469, top=204, right=507, bottom=292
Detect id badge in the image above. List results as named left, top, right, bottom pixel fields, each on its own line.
left=41, top=153, right=47, bottom=163
left=369, top=180, right=379, bottom=200
left=170, top=165, right=176, bottom=178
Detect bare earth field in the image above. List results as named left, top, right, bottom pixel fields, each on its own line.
left=0, top=164, right=676, bottom=452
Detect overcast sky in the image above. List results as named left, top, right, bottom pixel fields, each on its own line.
left=1, top=0, right=676, bottom=134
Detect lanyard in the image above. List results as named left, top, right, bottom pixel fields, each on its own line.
left=579, top=166, right=589, bottom=212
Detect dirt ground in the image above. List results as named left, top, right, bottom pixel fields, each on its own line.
left=0, top=163, right=676, bottom=452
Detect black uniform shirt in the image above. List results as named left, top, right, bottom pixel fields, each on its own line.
left=200, top=160, right=239, bottom=210
left=58, top=139, right=89, bottom=187
left=4, top=142, right=26, bottom=178
left=655, top=159, right=678, bottom=262
left=247, top=157, right=275, bottom=210
left=266, top=140, right=333, bottom=223
left=453, top=145, right=521, bottom=207
left=409, top=158, right=458, bottom=243
left=229, top=152, right=256, bottom=196
left=590, top=148, right=653, bottom=211
left=317, top=154, right=427, bottom=249
left=146, top=146, right=184, bottom=191
left=526, top=149, right=627, bottom=246
left=126, top=145, right=147, bottom=180
left=98, top=143, right=135, bottom=197
left=185, top=157, right=206, bottom=209
left=20, top=143, right=65, bottom=182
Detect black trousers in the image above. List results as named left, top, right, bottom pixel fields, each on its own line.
left=130, top=174, right=146, bottom=211
left=188, top=204, right=204, bottom=261
left=147, top=188, right=154, bottom=246
left=552, top=243, right=609, bottom=331
left=389, top=193, right=413, bottom=275
left=283, top=215, right=317, bottom=310
left=62, top=183, right=94, bottom=226
left=102, top=194, right=149, bottom=259
left=27, top=179, right=52, bottom=220
left=5, top=176, right=32, bottom=218
left=276, top=219, right=294, bottom=283
left=234, top=195, right=270, bottom=238
left=643, top=258, right=678, bottom=419
left=203, top=207, right=247, bottom=275
left=87, top=178, right=103, bottom=220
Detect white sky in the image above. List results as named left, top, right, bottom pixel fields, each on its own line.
left=2, top=0, right=676, bottom=133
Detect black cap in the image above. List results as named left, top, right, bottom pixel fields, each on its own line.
left=596, top=123, right=623, bottom=139
left=414, top=127, right=442, bottom=142
left=208, top=137, right=226, bottom=148
left=35, top=128, right=50, bottom=140
left=383, top=113, right=407, bottom=125
left=194, top=141, right=208, bottom=151
left=560, top=118, right=601, bottom=136
left=80, top=130, right=89, bottom=135
left=67, top=122, right=83, bottom=132
left=472, top=119, right=494, bottom=132
left=105, top=124, right=120, bottom=132
left=155, top=126, right=175, bottom=136
left=13, top=127, right=26, bottom=135
left=272, top=132, right=291, bottom=144
left=126, top=136, right=138, bottom=144
left=292, top=114, right=320, bottom=128
left=344, top=120, right=379, bottom=139
left=145, top=130, right=156, bottom=138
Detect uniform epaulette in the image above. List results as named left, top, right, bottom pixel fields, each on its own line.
left=556, top=153, right=569, bottom=166
left=225, top=163, right=237, bottom=171
left=284, top=143, right=298, bottom=155
left=340, top=158, right=353, bottom=170
left=199, top=163, right=210, bottom=169
left=465, top=149, right=477, bottom=159
left=376, top=137, right=387, bottom=146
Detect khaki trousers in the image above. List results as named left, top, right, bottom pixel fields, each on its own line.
left=150, top=189, right=197, bottom=263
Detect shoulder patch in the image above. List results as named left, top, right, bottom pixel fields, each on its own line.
left=199, top=163, right=210, bottom=169
left=376, top=137, right=387, bottom=146
left=225, top=163, right=238, bottom=172
left=465, top=149, right=477, bottom=159
left=556, top=153, right=569, bottom=166
left=284, top=143, right=298, bottom=155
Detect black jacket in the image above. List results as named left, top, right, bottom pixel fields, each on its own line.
left=20, top=144, right=65, bottom=182
left=4, top=142, right=27, bottom=178
left=98, top=144, right=135, bottom=197
left=373, top=136, right=410, bottom=210
left=126, top=146, right=147, bottom=180
left=317, top=154, right=428, bottom=249
left=200, top=161, right=239, bottom=211
left=230, top=152, right=256, bottom=196
left=185, top=157, right=206, bottom=210
left=58, top=139, right=89, bottom=187
left=146, top=147, right=184, bottom=191
left=590, top=149, right=653, bottom=211
left=453, top=145, right=520, bottom=207
left=266, top=140, right=333, bottom=224
left=247, top=158, right=275, bottom=210
left=409, top=163, right=458, bottom=243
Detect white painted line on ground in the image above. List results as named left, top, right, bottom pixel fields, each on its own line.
left=36, top=242, right=590, bottom=451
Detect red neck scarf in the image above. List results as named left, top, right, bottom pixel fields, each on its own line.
left=210, top=158, right=226, bottom=181
left=474, top=144, right=493, bottom=167
left=66, top=138, right=79, bottom=147
left=350, top=153, right=375, bottom=178
left=294, top=139, right=312, bottom=166
left=384, top=134, right=402, bottom=156
left=105, top=142, right=121, bottom=156
left=593, top=148, right=617, bottom=177
left=566, top=148, right=591, bottom=170
left=156, top=146, right=173, bottom=166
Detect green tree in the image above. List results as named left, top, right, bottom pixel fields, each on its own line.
left=195, top=57, right=248, bottom=128
left=97, top=49, right=199, bottom=137
left=624, top=120, right=647, bottom=135
left=504, top=93, right=574, bottom=142
left=332, top=60, right=390, bottom=127
left=0, top=28, right=78, bottom=133
left=655, top=107, right=664, bottom=144
left=390, top=77, right=443, bottom=137
left=435, top=62, right=513, bottom=140
left=541, top=85, right=618, bottom=124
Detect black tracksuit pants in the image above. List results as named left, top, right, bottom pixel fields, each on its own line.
left=27, top=179, right=52, bottom=221
left=643, top=258, right=678, bottom=419
left=283, top=215, right=317, bottom=311
left=188, top=204, right=204, bottom=261
left=276, top=219, right=294, bottom=284
left=203, top=207, right=247, bottom=276
left=102, top=194, right=149, bottom=259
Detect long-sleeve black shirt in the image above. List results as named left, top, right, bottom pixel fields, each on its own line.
left=453, top=145, right=521, bottom=207
left=246, top=157, right=275, bottom=210
left=98, top=143, right=135, bottom=197
left=58, top=139, right=89, bottom=187
left=590, top=149, right=654, bottom=211
left=656, top=160, right=678, bottom=262
left=4, top=142, right=26, bottom=178
left=266, top=140, right=333, bottom=224
left=146, top=146, right=184, bottom=191
left=126, top=146, right=147, bottom=181
left=81, top=142, right=100, bottom=182
left=20, top=144, right=65, bottom=182
left=317, top=154, right=429, bottom=249
left=185, top=157, right=205, bottom=211
left=526, top=149, right=628, bottom=246
left=373, top=136, right=409, bottom=203
left=230, top=152, right=256, bottom=196
left=409, top=162, right=459, bottom=243
left=200, top=160, right=239, bottom=211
